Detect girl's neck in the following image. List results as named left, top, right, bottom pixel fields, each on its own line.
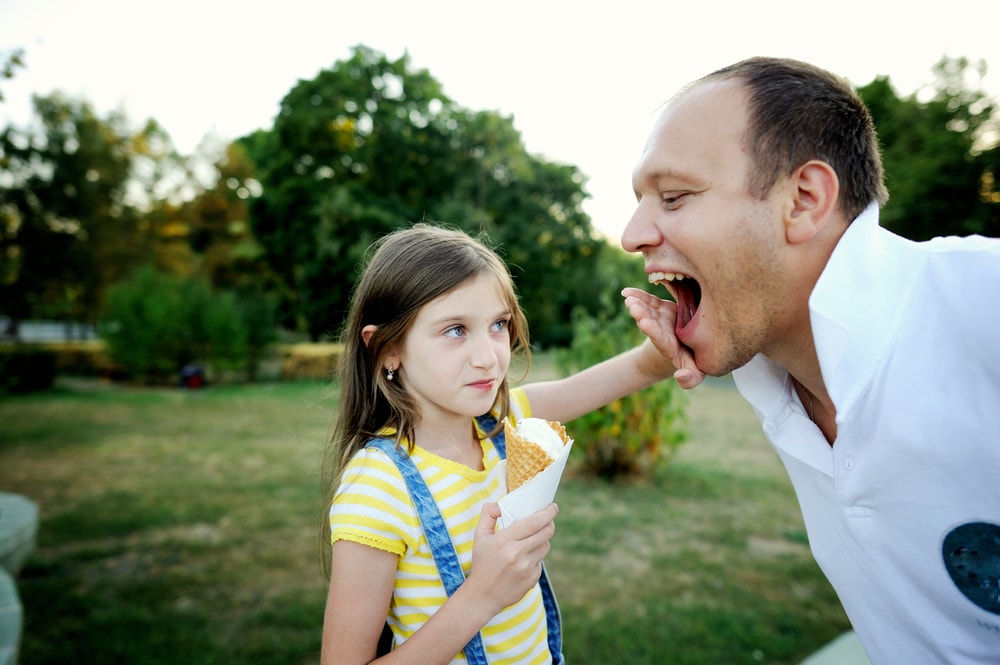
left=413, top=418, right=484, bottom=471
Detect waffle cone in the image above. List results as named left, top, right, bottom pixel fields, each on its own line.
left=504, top=418, right=570, bottom=491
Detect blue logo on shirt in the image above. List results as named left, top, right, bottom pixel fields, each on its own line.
left=942, top=522, right=1000, bottom=615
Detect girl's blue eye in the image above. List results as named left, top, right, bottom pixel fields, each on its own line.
left=444, top=325, right=465, bottom=338
left=492, top=319, right=509, bottom=333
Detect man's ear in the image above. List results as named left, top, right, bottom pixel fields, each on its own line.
left=785, top=160, right=838, bottom=245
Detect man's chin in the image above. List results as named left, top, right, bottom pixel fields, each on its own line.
left=690, top=351, right=736, bottom=379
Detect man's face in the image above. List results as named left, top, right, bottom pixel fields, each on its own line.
left=621, top=80, right=792, bottom=376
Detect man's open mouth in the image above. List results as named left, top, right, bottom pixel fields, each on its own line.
left=649, top=272, right=702, bottom=330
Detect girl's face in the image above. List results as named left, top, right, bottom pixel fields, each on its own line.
left=391, top=273, right=512, bottom=427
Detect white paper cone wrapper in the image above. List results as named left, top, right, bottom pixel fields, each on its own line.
left=497, top=439, right=574, bottom=528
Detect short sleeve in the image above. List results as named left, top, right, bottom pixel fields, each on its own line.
left=508, top=386, right=532, bottom=425
left=329, top=447, right=420, bottom=557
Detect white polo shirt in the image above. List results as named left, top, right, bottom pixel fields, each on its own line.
left=733, top=204, right=1000, bottom=664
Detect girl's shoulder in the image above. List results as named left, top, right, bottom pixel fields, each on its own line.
left=341, top=442, right=407, bottom=485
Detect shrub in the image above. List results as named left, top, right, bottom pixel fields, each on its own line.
left=100, top=267, right=248, bottom=384
left=555, top=307, right=687, bottom=480
left=238, top=290, right=279, bottom=382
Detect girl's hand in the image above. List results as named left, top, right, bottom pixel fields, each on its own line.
left=466, top=502, right=558, bottom=614
left=622, top=287, right=706, bottom=389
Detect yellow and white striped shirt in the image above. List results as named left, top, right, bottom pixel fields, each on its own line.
left=330, top=388, right=552, bottom=664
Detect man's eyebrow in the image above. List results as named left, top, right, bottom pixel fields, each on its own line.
left=645, top=168, right=701, bottom=185
left=634, top=168, right=703, bottom=197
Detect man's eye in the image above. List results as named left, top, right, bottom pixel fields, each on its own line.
left=662, top=192, right=687, bottom=209
left=444, top=325, right=465, bottom=338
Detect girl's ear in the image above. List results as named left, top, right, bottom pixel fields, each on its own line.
left=362, top=324, right=400, bottom=373
left=360, top=324, right=377, bottom=348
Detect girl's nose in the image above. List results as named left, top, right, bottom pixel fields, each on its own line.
left=470, top=334, right=499, bottom=369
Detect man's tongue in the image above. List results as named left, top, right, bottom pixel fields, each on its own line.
left=673, top=280, right=701, bottom=332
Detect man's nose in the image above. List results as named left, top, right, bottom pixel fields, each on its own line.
left=621, top=197, right=661, bottom=252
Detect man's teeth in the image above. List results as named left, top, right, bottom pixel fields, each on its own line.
left=648, top=271, right=690, bottom=284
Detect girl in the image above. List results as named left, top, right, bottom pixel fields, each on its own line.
left=321, top=223, right=676, bottom=665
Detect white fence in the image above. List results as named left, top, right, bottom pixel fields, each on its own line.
left=1, top=319, right=98, bottom=342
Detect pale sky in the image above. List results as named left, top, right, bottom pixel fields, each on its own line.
left=2, top=0, right=997, bottom=241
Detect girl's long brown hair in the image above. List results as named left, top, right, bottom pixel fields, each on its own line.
left=320, top=223, right=531, bottom=563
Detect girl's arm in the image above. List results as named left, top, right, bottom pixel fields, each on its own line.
left=321, top=541, right=397, bottom=664
left=522, top=337, right=688, bottom=424
left=523, top=288, right=710, bottom=423
left=321, top=502, right=558, bottom=665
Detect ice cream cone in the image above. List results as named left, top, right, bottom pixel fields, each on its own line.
left=504, top=418, right=570, bottom=491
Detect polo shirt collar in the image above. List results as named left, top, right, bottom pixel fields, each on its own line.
left=732, top=202, right=918, bottom=465
left=809, top=203, right=919, bottom=420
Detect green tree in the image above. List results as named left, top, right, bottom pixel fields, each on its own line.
left=184, top=143, right=279, bottom=381
left=0, top=93, right=178, bottom=332
left=440, top=105, right=606, bottom=345
left=859, top=56, right=999, bottom=240
left=243, top=45, right=605, bottom=345
left=185, top=142, right=272, bottom=291
left=242, top=45, right=450, bottom=339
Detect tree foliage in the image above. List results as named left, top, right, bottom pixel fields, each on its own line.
left=859, top=56, right=1000, bottom=239
left=184, top=142, right=270, bottom=292
left=242, top=45, right=607, bottom=346
left=1, top=94, right=136, bottom=326
left=3, top=48, right=998, bottom=365
left=0, top=93, right=185, bottom=330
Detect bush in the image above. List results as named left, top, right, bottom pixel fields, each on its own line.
left=0, top=346, right=57, bottom=394
left=555, top=307, right=687, bottom=480
left=238, top=291, right=279, bottom=382
left=100, top=267, right=249, bottom=384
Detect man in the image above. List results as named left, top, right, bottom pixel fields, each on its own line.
left=621, top=56, right=1000, bottom=664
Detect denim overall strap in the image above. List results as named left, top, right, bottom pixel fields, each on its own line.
left=475, top=415, right=564, bottom=665
left=366, top=437, right=490, bottom=665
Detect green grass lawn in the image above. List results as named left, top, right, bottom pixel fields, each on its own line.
left=0, top=372, right=850, bottom=664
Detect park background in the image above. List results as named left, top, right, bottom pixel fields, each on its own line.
left=2, top=1, right=999, bottom=663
